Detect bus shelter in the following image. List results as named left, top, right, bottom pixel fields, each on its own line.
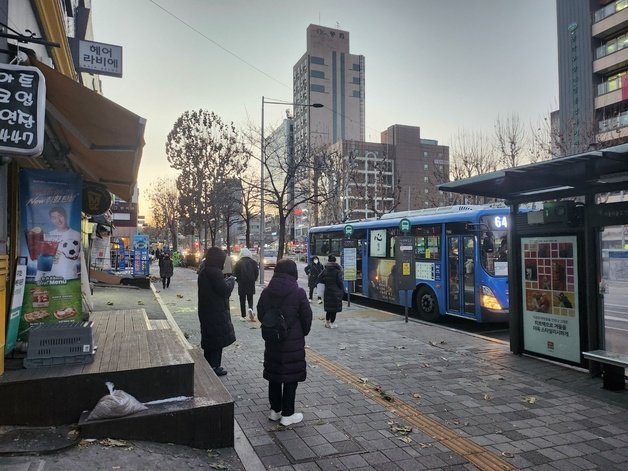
left=439, top=143, right=628, bottom=389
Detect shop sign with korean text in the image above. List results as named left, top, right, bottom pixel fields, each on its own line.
left=71, top=38, right=123, bottom=77
left=0, top=64, right=45, bottom=156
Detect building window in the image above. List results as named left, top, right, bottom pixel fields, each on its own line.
left=352, top=90, right=360, bottom=97
left=423, top=176, right=428, bottom=182
left=424, top=164, right=429, bottom=170
left=352, top=63, right=360, bottom=71
left=423, top=151, right=428, bottom=157
left=311, top=84, right=325, bottom=93
left=352, top=77, right=360, bottom=84
left=311, top=56, right=325, bottom=65
left=311, top=70, right=325, bottom=79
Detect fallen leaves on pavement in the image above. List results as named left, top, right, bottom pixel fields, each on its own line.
left=523, top=395, right=537, bottom=404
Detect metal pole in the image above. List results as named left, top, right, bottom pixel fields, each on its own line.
left=405, top=291, right=408, bottom=323
left=259, top=97, right=265, bottom=285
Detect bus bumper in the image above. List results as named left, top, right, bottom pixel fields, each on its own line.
left=480, top=307, right=509, bottom=323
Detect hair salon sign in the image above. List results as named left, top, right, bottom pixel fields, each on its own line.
left=0, top=64, right=45, bottom=156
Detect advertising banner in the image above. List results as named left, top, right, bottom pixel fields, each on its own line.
left=5, top=257, right=27, bottom=354
left=90, top=236, right=111, bottom=270
left=133, top=234, right=149, bottom=276
left=367, top=258, right=398, bottom=303
left=521, top=235, right=580, bottom=363
left=18, top=169, right=83, bottom=340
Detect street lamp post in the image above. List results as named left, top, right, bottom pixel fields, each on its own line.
left=259, top=97, right=322, bottom=285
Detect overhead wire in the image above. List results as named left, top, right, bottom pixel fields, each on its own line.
left=146, top=0, right=383, bottom=138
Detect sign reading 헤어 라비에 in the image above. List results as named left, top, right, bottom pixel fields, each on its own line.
left=0, top=64, right=45, bottom=156
left=71, top=39, right=123, bottom=78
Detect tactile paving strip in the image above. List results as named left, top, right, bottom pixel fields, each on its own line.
left=307, top=348, right=517, bottom=471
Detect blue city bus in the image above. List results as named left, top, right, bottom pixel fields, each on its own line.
left=308, top=205, right=511, bottom=323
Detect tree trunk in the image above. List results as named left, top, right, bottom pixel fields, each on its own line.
left=170, top=224, right=178, bottom=251
left=277, top=214, right=287, bottom=259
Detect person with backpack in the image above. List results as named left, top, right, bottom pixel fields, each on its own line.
left=198, top=247, right=236, bottom=377
left=233, top=247, right=259, bottom=321
left=304, top=256, right=323, bottom=303
left=256, top=259, right=312, bottom=426
left=319, top=254, right=344, bottom=328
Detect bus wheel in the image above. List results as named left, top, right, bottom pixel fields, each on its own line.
left=416, top=286, right=439, bottom=322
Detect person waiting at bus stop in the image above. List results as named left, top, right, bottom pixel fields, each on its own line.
left=257, top=259, right=312, bottom=426
left=304, top=256, right=323, bottom=303
left=319, top=255, right=344, bottom=328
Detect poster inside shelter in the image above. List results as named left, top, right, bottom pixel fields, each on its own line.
left=18, top=169, right=83, bottom=340
left=521, top=235, right=580, bottom=363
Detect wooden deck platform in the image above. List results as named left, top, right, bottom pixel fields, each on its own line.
left=0, top=309, right=195, bottom=425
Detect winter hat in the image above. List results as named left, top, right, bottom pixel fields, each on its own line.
left=328, top=255, right=336, bottom=263
left=274, top=258, right=298, bottom=280
left=240, top=248, right=252, bottom=259
left=204, top=247, right=226, bottom=269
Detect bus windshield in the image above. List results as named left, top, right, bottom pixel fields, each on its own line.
left=480, top=213, right=508, bottom=276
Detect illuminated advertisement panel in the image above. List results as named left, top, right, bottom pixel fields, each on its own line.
left=521, top=235, right=580, bottom=363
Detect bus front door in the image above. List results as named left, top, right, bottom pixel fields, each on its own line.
left=446, top=235, right=476, bottom=318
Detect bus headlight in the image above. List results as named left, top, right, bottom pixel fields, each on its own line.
left=480, top=285, right=502, bottom=310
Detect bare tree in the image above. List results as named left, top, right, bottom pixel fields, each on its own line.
left=494, top=113, right=527, bottom=168
left=146, top=177, right=180, bottom=251
left=166, top=110, right=249, bottom=249
left=241, top=119, right=342, bottom=258
left=235, top=170, right=260, bottom=248
left=437, top=129, right=500, bottom=205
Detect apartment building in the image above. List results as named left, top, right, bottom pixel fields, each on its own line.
left=557, top=0, right=628, bottom=152
left=325, top=125, right=450, bottom=223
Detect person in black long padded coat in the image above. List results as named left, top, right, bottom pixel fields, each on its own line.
left=257, top=259, right=312, bottom=426
left=198, top=247, right=236, bottom=377
left=319, top=255, right=344, bottom=328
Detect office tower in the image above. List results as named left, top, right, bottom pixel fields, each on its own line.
left=293, top=24, right=365, bottom=151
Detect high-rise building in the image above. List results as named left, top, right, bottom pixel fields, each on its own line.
left=293, top=24, right=365, bottom=151
left=557, top=0, right=628, bottom=154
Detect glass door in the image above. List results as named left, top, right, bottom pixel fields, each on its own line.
left=447, top=235, right=476, bottom=317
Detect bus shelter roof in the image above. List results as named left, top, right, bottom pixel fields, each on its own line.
left=439, top=143, right=628, bottom=204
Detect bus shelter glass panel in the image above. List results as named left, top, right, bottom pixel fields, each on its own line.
left=600, top=226, right=628, bottom=355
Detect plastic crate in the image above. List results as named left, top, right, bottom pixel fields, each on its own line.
left=24, top=321, right=95, bottom=369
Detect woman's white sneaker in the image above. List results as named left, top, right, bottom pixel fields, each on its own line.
left=269, top=410, right=281, bottom=421
left=280, top=412, right=303, bottom=426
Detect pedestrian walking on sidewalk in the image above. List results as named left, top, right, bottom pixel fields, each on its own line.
left=233, top=248, right=259, bottom=321
left=159, top=252, right=174, bottom=289
left=257, top=259, right=312, bottom=426
left=198, top=247, right=236, bottom=377
left=304, top=256, right=323, bottom=303
left=319, top=255, right=344, bottom=328
left=222, top=249, right=233, bottom=277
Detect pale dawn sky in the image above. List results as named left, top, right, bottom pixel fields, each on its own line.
left=91, top=0, right=558, bottom=214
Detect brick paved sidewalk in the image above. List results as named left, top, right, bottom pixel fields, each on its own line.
left=222, top=297, right=628, bottom=470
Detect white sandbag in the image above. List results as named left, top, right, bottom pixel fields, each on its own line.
left=86, top=381, right=147, bottom=421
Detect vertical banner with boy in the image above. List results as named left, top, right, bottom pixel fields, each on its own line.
left=18, top=169, right=83, bottom=341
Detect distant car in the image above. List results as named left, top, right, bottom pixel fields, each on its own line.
left=262, top=250, right=278, bottom=269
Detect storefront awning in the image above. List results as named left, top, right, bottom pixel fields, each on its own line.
left=439, top=143, right=628, bottom=204
left=31, top=58, right=145, bottom=202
